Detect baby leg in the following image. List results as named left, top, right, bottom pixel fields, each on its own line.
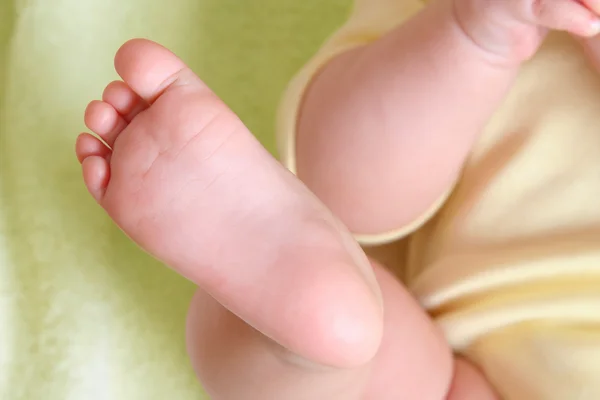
left=76, top=39, right=473, bottom=399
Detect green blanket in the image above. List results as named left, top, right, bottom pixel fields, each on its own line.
left=0, top=1, right=350, bottom=398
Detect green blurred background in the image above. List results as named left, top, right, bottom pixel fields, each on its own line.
left=0, top=0, right=350, bottom=398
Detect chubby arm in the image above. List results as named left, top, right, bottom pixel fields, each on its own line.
left=295, top=0, right=594, bottom=238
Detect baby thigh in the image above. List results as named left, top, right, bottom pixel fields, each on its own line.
left=362, top=260, right=498, bottom=400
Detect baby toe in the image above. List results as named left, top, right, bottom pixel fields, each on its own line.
left=114, top=38, right=207, bottom=103
left=81, top=155, right=110, bottom=203
left=84, top=100, right=128, bottom=147
left=75, top=133, right=111, bottom=163
left=102, top=80, right=148, bottom=122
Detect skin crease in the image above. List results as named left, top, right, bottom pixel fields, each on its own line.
left=74, top=0, right=600, bottom=398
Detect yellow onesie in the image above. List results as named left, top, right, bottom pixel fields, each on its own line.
left=277, top=0, right=600, bottom=398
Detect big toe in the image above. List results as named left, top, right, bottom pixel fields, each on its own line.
left=114, top=38, right=206, bottom=103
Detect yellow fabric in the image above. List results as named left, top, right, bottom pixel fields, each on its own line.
left=277, top=1, right=600, bottom=398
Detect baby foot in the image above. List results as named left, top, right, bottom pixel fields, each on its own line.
left=75, top=39, right=383, bottom=368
